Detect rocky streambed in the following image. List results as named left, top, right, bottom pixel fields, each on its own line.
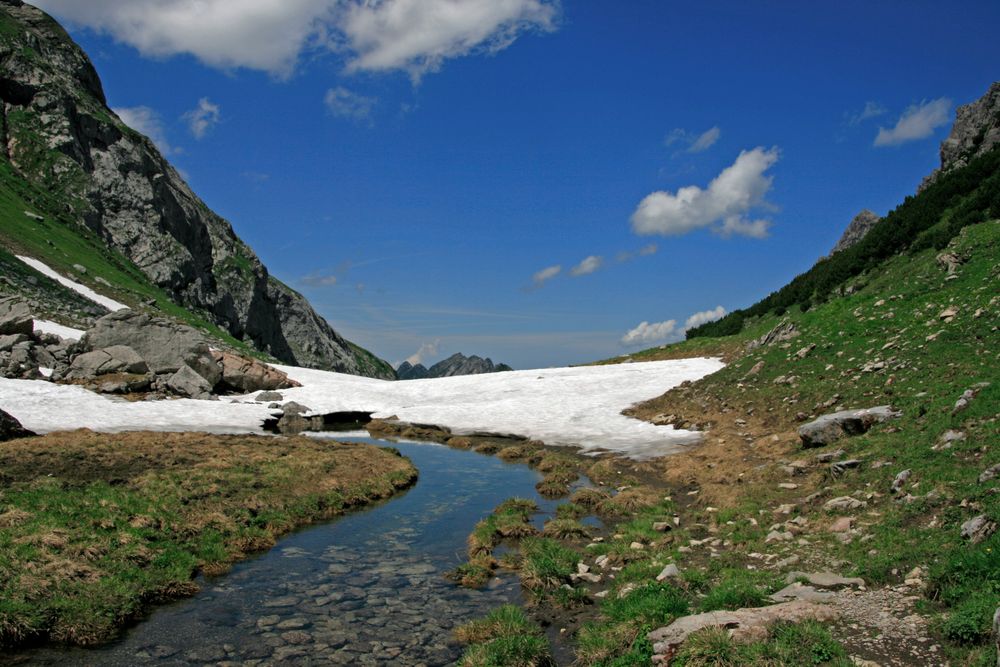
left=9, top=437, right=580, bottom=666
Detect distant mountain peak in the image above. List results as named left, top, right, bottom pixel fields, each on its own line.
left=830, top=209, right=881, bottom=255
left=396, top=352, right=513, bottom=380
left=921, top=81, right=1000, bottom=191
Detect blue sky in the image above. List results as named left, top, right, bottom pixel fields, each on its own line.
left=34, top=0, right=1000, bottom=369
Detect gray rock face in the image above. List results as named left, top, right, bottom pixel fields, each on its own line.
left=921, top=81, right=1000, bottom=191
left=0, top=298, right=33, bottom=336
left=67, top=345, right=148, bottom=378
left=830, top=209, right=880, bottom=255
left=0, top=408, right=34, bottom=441
left=398, top=353, right=513, bottom=380
left=798, top=406, right=901, bottom=448
left=0, top=2, right=393, bottom=379
left=166, top=364, right=213, bottom=399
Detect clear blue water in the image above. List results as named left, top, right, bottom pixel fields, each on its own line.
left=13, top=437, right=580, bottom=666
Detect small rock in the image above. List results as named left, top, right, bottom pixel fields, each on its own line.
left=816, top=450, right=846, bottom=463
left=652, top=522, right=672, bottom=532
left=831, top=459, right=862, bottom=476
left=656, top=564, right=681, bottom=581
left=961, top=515, right=997, bottom=544
left=799, top=407, right=900, bottom=448
left=825, top=497, right=865, bottom=511
left=890, top=470, right=912, bottom=495
left=938, top=306, right=958, bottom=322
left=979, top=464, right=1000, bottom=484
left=766, top=531, right=793, bottom=543
left=829, top=517, right=854, bottom=533
left=778, top=483, right=799, bottom=490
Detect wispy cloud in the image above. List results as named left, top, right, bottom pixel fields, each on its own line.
left=616, top=243, right=658, bottom=263
left=665, top=126, right=721, bottom=154
left=570, top=255, right=603, bottom=277
left=300, top=272, right=339, bottom=287
left=182, top=97, right=221, bottom=139
left=874, top=98, right=952, bottom=147
left=846, top=101, right=887, bottom=126
left=631, top=147, right=779, bottom=239
left=113, top=106, right=176, bottom=155
left=405, top=339, right=440, bottom=366
left=530, top=264, right=561, bottom=288
left=324, top=86, right=376, bottom=121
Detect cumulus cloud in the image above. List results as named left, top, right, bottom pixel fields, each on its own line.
left=847, top=101, right=887, bottom=126
left=621, top=320, right=677, bottom=346
left=684, top=305, right=726, bottom=330
left=531, top=264, right=561, bottom=287
left=34, top=0, right=558, bottom=80
left=325, top=86, right=376, bottom=120
left=337, top=0, right=559, bottom=81
left=631, top=147, right=779, bottom=239
left=113, top=106, right=175, bottom=154
left=183, top=98, right=221, bottom=139
left=665, top=126, right=721, bottom=154
left=405, top=339, right=440, bottom=366
left=570, top=255, right=603, bottom=277
left=874, top=98, right=952, bottom=147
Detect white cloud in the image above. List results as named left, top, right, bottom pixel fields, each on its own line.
left=688, top=126, right=721, bottom=153
left=684, top=305, right=726, bottom=331
left=531, top=264, right=561, bottom=287
left=337, top=0, right=559, bottom=81
left=665, top=126, right=720, bottom=154
left=300, top=272, right=338, bottom=287
left=621, top=320, right=677, bottom=346
left=847, top=101, right=887, bottom=126
left=34, top=0, right=558, bottom=80
left=405, top=339, right=440, bottom=366
left=182, top=98, right=221, bottom=139
left=631, top=147, right=779, bottom=239
left=570, top=255, right=603, bottom=277
left=324, top=86, right=376, bottom=121
left=113, top=106, right=175, bottom=155
left=638, top=243, right=658, bottom=256
left=874, top=98, right=952, bottom=147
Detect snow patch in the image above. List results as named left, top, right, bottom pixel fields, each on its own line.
left=0, top=358, right=724, bottom=460
left=33, top=319, right=85, bottom=341
left=16, top=256, right=130, bottom=312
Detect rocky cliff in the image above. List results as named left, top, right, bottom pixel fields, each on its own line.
left=921, top=81, right=1000, bottom=190
left=398, top=353, right=513, bottom=380
left=0, top=1, right=394, bottom=379
left=830, top=209, right=880, bottom=255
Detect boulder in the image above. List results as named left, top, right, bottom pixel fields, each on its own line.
left=0, top=298, right=33, bottom=336
left=647, top=601, right=839, bottom=664
left=67, top=346, right=148, bottom=378
left=0, top=409, right=35, bottom=441
left=256, top=391, right=284, bottom=402
left=798, top=406, right=900, bottom=448
left=212, top=350, right=299, bottom=393
left=166, top=364, right=213, bottom=399
left=81, top=311, right=221, bottom=387
left=961, top=515, right=997, bottom=544
left=0, top=334, right=29, bottom=352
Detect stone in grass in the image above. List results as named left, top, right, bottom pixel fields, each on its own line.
left=656, top=564, right=680, bottom=581
left=993, top=607, right=999, bottom=667
left=784, top=571, right=864, bottom=589
left=798, top=406, right=900, bottom=448
left=979, top=464, right=1000, bottom=484
left=647, top=600, right=839, bottom=665
left=890, top=469, right=912, bottom=494
left=961, top=515, right=997, bottom=544
left=824, top=496, right=865, bottom=511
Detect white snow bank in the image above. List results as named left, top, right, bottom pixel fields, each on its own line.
left=0, top=358, right=725, bottom=459
left=33, top=319, right=85, bottom=341
left=16, top=255, right=129, bottom=312
left=264, top=358, right=725, bottom=459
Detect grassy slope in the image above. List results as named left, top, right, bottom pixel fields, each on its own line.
left=0, top=431, right=417, bottom=648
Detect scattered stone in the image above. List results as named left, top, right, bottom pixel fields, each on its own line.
left=798, top=406, right=900, bottom=448
left=935, top=429, right=967, bottom=450
left=816, top=450, right=846, bottom=463
left=769, top=583, right=836, bottom=603
left=0, top=409, right=35, bottom=441
left=829, top=517, right=854, bottom=533
left=795, top=343, right=816, bottom=359
left=831, top=459, right=862, bottom=477
left=656, top=564, right=680, bottom=581
left=766, top=530, right=793, bottom=543
left=961, top=515, right=997, bottom=544
left=979, top=464, right=1000, bottom=484
left=825, top=496, right=865, bottom=511
left=785, top=571, right=864, bottom=589
left=936, top=252, right=964, bottom=274
left=746, top=360, right=765, bottom=376
left=952, top=384, right=989, bottom=415
left=648, top=601, right=839, bottom=664
left=890, top=470, right=912, bottom=495
left=993, top=607, right=999, bottom=666
left=256, top=391, right=284, bottom=402
left=938, top=306, right=959, bottom=322
left=652, top=522, right=672, bottom=532
left=778, top=483, right=799, bottom=490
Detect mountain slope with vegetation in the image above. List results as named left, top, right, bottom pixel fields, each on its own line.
left=0, top=0, right=393, bottom=379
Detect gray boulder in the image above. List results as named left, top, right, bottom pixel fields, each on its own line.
left=165, top=364, right=213, bottom=399
left=0, top=298, right=33, bottom=336
left=961, top=515, right=997, bottom=544
left=67, top=345, right=148, bottom=378
left=0, top=409, right=35, bottom=441
left=798, top=406, right=900, bottom=448
left=0, top=334, right=30, bottom=353
left=82, top=311, right=220, bottom=386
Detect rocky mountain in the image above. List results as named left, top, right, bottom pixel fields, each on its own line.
left=829, top=209, right=880, bottom=255
left=0, top=1, right=394, bottom=379
left=397, top=353, right=513, bottom=380
left=921, top=80, right=1000, bottom=190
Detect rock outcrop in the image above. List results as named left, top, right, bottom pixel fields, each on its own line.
left=398, top=353, right=513, bottom=380
left=830, top=209, right=881, bottom=255
left=0, top=408, right=34, bottom=440
left=0, top=1, right=393, bottom=379
left=798, top=406, right=901, bottom=448
left=921, top=81, right=1000, bottom=191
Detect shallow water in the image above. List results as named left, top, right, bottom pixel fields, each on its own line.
left=15, top=437, right=579, bottom=666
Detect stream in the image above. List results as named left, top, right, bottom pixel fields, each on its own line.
left=14, top=436, right=585, bottom=666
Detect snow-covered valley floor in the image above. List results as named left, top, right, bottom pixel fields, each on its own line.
left=0, top=357, right=725, bottom=459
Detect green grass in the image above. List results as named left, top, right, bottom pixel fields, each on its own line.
left=519, top=537, right=580, bottom=593
left=456, top=605, right=553, bottom=667
left=673, top=621, right=851, bottom=666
